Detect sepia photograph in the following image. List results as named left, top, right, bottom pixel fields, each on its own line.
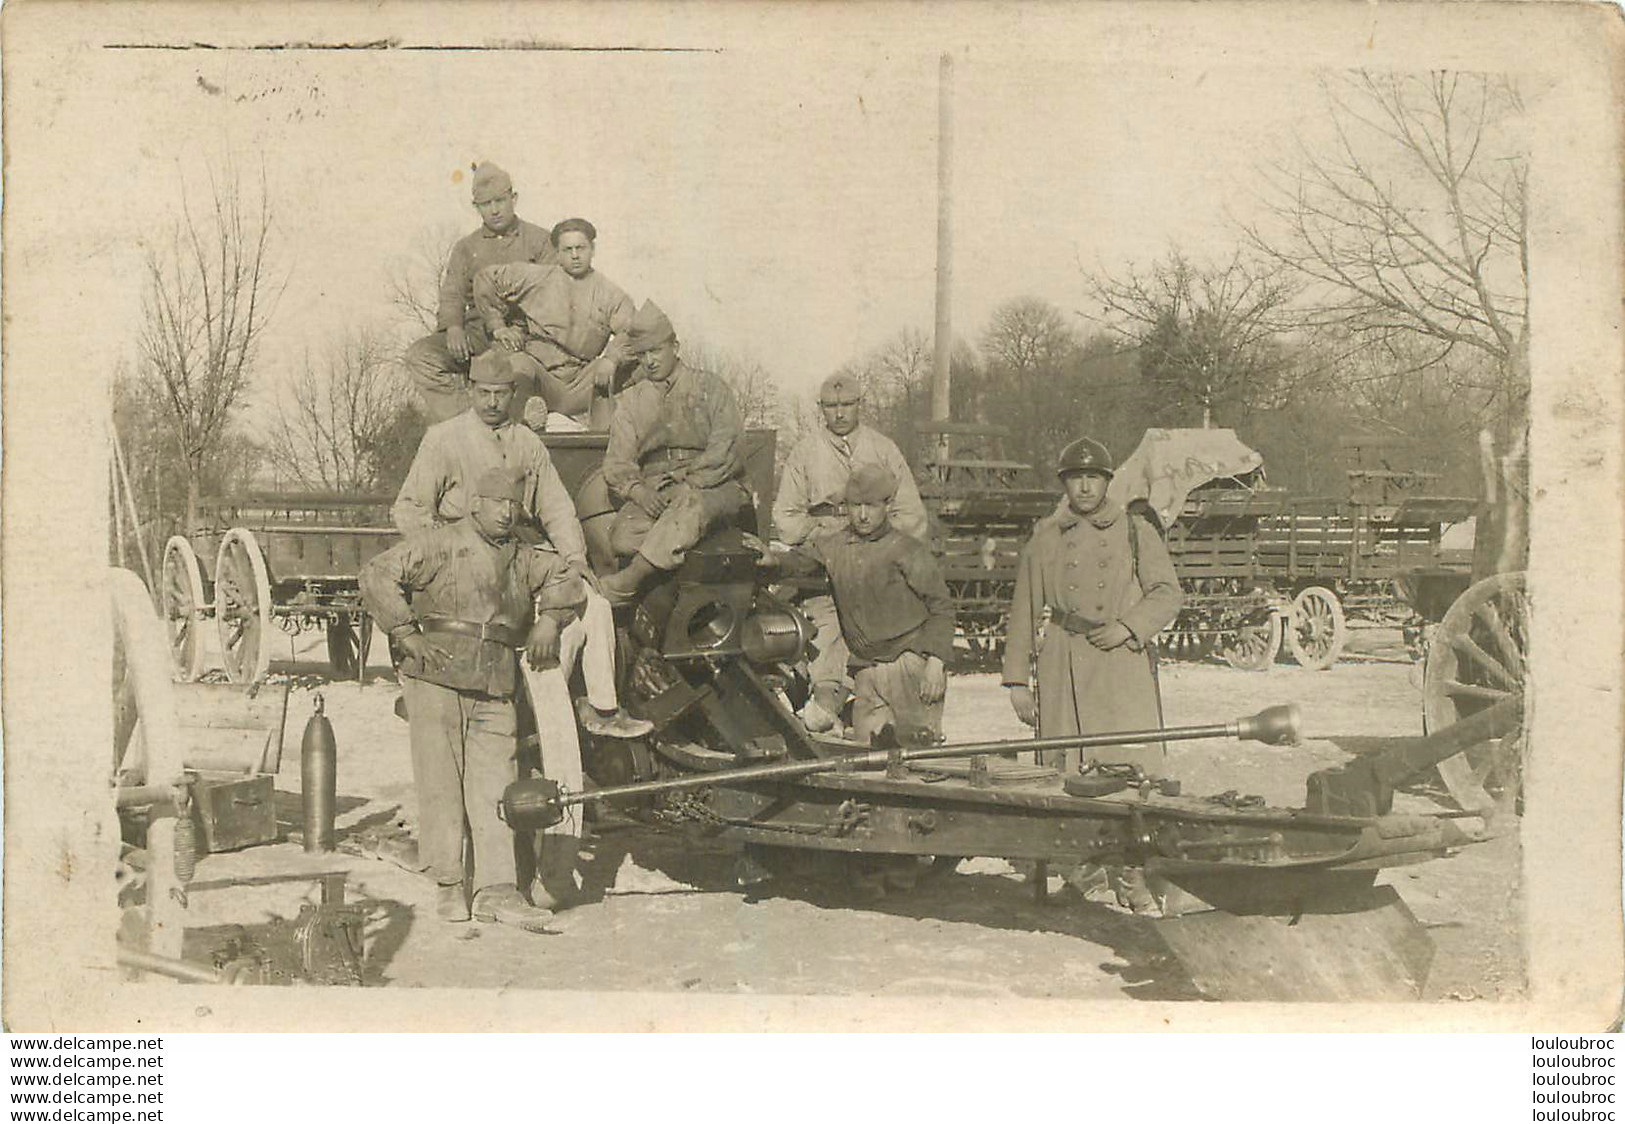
left=2, top=1, right=1620, bottom=1032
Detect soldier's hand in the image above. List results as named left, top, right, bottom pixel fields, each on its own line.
left=1009, top=684, right=1038, bottom=727
left=632, top=483, right=668, bottom=518
left=522, top=397, right=550, bottom=432
left=400, top=632, right=453, bottom=674
left=1086, top=621, right=1133, bottom=651
left=567, top=560, right=605, bottom=598
left=525, top=616, right=562, bottom=669
left=918, top=655, right=947, bottom=704
left=493, top=325, right=526, bottom=352
left=446, top=324, right=471, bottom=363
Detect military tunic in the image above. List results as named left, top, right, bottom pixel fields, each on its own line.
left=403, top=219, right=557, bottom=424
left=472, top=262, right=635, bottom=424
left=360, top=521, right=582, bottom=892
left=772, top=424, right=928, bottom=545
left=391, top=409, right=587, bottom=569
left=791, top=527, right=954, bottom=741
left=1001, top=497, right=1182, bottom=773
left=602, top=362, right=748, bottom=569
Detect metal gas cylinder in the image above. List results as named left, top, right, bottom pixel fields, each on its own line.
left=301, top=693, right=337, bottom=853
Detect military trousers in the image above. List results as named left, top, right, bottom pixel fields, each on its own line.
left=851, top=653, right=944, bottom=745
left=402, top=675, right=520, bottom=893
left=610, top=479, right=748, bottom=571
left=801, top=594, right=853, bottom=704
left=403, top=325, right=539, bottom=427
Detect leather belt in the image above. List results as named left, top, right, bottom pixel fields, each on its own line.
left=419, top=618, right=525, bottom=647
left=807, top=501, right=847, bottom=518
left=1047, top=607, right=1105, bottom=636
left=641, top=448, right=700, bottom=470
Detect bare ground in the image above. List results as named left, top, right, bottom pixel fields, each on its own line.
left=170, top=623, right=1523, bottom=1002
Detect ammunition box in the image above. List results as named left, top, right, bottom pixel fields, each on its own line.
left=189, top=771, right=279, bottom=853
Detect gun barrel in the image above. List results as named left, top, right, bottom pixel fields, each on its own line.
left=555, top=704, right=1301, bottom=809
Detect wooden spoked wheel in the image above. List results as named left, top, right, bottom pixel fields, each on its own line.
left=215, top=529, right=274, bottom=684
left=160, top=536, right=207, bottom=683
left=1423, top=572, right=1528, bottom=815
left=1220, top=613, right=1282, bottom=671
left=326, top=614, right=374, bottom=680
left=1284, top=586, right=1347, bottom=671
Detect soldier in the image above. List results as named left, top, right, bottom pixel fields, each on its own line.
left=402, top=162, right=556, bottom=425
left=775, top=464, right=952, bottom=744
left=393, top=349, right=650, bottom=741
left=360, top=467, right=579, bottom=932
left=472, top=217, right=636, bottom=432
left=1001, top=435, right=1182, bottom=912
left=599, top=300, right=749, bottom=602
left=772, top=372, right=929, bottom=732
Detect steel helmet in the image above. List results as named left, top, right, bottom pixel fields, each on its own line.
left=1056, top=436, right=1114, bottom=478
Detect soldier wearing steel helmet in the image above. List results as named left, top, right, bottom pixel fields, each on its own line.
left=1002, top=435, right=1182, bottom=770
left=1003, top=436, right=1182, bottom=913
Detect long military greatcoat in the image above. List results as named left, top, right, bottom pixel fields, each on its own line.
left=1001, top=497, right=1182, bottom=769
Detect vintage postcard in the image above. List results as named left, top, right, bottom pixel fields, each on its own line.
left=2, top=1, right=1620, bottom=1031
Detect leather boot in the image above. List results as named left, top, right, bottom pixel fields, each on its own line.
left=528, top=837, right=583, bottom=912
left=600, top=555, right=658, bottom=604
left=436, top=881, right=470, bottom=923
left=472, top=885, right=554, bottom=933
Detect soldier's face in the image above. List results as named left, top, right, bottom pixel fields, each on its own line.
left=848, top=499, right=888, bottom=537
left=471, top=494, right=517, bottom=541
left=474, top=190, right=518, bottom=234
left=1062, top=470, right=1110, bottom=516
left=640, top=340, right=679, bottom=383
left=820, top=397, right=860, bottom=437
left=557, top=231, right=595, bottom=278
left=473, top=382, right=517, bottom=426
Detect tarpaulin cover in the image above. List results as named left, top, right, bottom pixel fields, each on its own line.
left=1106, top=428, right=1266, bottom=527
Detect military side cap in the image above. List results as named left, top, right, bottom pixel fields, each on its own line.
left=469, top=349, right=519, bottom=386
left=474, top=467, right=525, bottom=502
left=819, top=372, right=862, bottom=406
left=551, top=217, right=598, bottom=246
left=846, top=464, right=898, bottom=504
left=1056, top=436, right=1114, bottom=478
left=471, top=162, right=513, bottom=204
left=622, top=299, right=676, bottom=355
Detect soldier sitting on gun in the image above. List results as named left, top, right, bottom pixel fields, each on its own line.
left=598, top=300, right=750, bottom=603
left=472, top=216, right=636, bottom=434
left=402, top=162, right=556, bottom=425
left=763, top=464, right=953, bottom=744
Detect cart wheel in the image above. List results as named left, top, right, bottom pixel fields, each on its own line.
left=1284, top=586, right=1347, bottom=671
left=215, top=529, right=274, bottom=684
left=1220, top=613, right=1281, bottom=671
left=1423, top=572, right=1528, bottom=815
left=161, top=536, right=207, bottom=683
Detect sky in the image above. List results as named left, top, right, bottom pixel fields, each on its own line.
left=55, top=40, right=1326, bottom=423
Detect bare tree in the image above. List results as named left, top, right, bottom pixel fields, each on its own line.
left=138, top=162, right=280, bottom=528
left=981, top=297, right=1080, bottom=376
left=1245, top=71, right=1529, bottom=437
left=261, top=329, right=420, bottom=492
left=385, top=223, right=462, bottom=338
left=1091, top=250, right=1300, bottom=427
left=683, top=340, right=784, bottom=431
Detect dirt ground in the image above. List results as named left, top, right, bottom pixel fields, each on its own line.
left=170, top=622, right=1524, bottom=1003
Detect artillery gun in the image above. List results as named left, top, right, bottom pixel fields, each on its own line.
left=528, top=528, right=1501, bottom=1001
